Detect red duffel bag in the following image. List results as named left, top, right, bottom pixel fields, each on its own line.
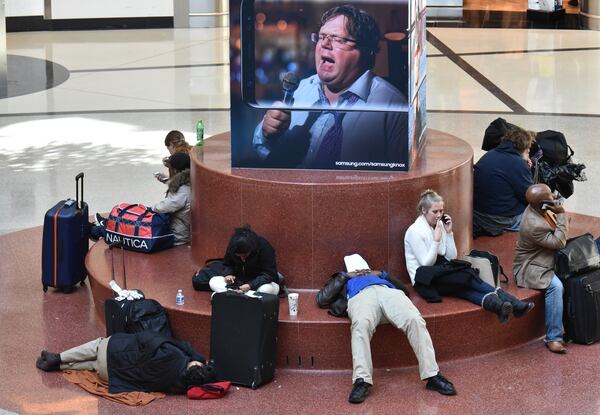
left=104, top=203, right=174, bottom=253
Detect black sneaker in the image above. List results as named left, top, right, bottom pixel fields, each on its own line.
left=36, top=350, right=61, bottom=372
left=348, top=378, right=371, bottom=404
left=426, top=373, right=456, bottom=396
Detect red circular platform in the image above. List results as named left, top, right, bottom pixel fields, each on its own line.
left=190, top=130, right=474, bottom=287
left=84, top=129, right=600, bottom=371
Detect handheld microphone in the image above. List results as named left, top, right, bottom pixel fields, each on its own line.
left=282, top=72, right=299, bottom=106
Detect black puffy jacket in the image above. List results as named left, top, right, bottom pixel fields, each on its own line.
left=107, top=332, right=205, bottom=394
left=222, top=233, right=278, bottom=290
left=316, top=271, right=410, bottom=317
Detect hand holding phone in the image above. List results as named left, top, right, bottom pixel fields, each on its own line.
left=541, top=199, right=565, bottom=214
left=154, top=172, right=168, bottom=183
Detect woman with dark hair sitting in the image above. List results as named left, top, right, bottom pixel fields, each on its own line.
left=209, top=226, right=280, bottom=295
left=404, top=189, right=534, bottom=323
left=36, top=331, right=215, bottom=394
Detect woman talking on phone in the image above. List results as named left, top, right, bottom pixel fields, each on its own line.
left=404, top=190, right=533, bottom=323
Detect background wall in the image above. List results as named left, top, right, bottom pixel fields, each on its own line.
left=5, top=0, right=173, bottom=18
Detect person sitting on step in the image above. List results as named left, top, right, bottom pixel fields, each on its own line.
left=91, top=152, right=191, bottom=246
left=513, top=183, right=568, bottom=354
left=209, top=225, right=280, bottom=295
left=405, top=189, right=534, bottom=323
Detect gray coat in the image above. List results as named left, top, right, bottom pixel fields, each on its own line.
left=153, top=169, right=191, bottom=245
left=513, top=205, right=568, bottom=289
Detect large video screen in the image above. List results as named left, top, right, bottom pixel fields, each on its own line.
left=230, top=0, right=416, bottom=171
left=241, top=0, right=410, bottom=112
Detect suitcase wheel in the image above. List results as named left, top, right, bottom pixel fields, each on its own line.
left=43, top=284, right=48, bottom=293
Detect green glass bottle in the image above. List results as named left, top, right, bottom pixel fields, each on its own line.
left=196, top=120, right=205, bottom=146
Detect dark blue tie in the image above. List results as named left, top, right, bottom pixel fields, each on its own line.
left=311, top=93, right=359, bottom=169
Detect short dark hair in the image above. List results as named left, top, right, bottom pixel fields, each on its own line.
left=320, top=5, right=381, bottom=69
left=502, top=127, right=534, bottom=153
left=184, top=363, right=216, bottom=388
left=169, top=152, right=191, bottom=172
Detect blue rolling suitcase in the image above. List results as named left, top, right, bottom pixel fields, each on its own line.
left=41, top=173, right=89, bottom=293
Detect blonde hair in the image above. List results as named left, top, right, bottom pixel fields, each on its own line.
left=417, top=189, right=443, bottom=215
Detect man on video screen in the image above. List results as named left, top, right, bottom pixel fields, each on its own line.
left=252, top=5, right=408, bottom=170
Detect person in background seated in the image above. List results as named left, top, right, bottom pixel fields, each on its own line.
left=316, top=254, right=456, bottom=403
left=513, top=184, right=568, bottom=354
left=91, top=152, right=191, bottom=245
left=473, top=127, right=535, bottom=237
left=209, top=226, right=280, bottom=295
left=405, top=189, right=533, bottom=323
left=36, top=331, right=215, bottom=394
left=155, top=130, right=192, bottom=183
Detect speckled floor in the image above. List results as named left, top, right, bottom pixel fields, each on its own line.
left=3, top=5, right=600, bottom=414
left=2, top=226, right=600, bottom=414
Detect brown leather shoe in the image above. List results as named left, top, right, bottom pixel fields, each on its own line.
left=545, top=341, right=567, bottom=354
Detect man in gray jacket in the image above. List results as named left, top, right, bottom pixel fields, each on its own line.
left=513, top=184, right=569, bottom=353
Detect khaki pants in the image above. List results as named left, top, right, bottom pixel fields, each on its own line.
left=60, top=337, right=110, bottom=381
left=347, top=285, right=439, bottom=384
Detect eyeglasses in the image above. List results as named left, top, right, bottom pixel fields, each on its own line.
left=310, top=32, right=357, bottom=50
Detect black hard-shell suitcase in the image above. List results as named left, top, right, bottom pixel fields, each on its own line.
left=210, top=291, right=279, bottom=388
left=563, top=269, right=600, bottom=344
left=104, top=244, right=171, bottom=337
left=41, top=173, right=88, bottom=292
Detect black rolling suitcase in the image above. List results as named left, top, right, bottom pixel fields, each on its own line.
left=41, top=172, right=89, bottom=292
left=104, top=243, right=171, bottom=337
left=563, top=269, right=600, bottom=344
left=210, top=291, right=279, bottom=389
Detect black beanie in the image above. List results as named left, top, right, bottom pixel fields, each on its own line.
left=169, top=152, right=191, bottom=172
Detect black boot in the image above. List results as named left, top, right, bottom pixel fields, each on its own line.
left=496, top=289, right=535, bottom=318
left=36, top=351, right=61, bottom=372
left=482, top=293, right=512, bottom=324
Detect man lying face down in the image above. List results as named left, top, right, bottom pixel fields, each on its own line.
left=316, top=254, right=456, bottom=404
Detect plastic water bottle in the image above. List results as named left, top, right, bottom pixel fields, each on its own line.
left=176, top=289, right=185, bottom=306
left=195, top=120, right=204, bottom=146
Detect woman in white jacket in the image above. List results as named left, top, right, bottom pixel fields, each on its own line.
left=404, top=189, right=533, bottom=323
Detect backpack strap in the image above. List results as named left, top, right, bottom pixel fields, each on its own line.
left=498, top=264, right=509, bottom=284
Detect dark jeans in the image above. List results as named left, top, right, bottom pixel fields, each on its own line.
left=450, top=278, right=496, bottom=306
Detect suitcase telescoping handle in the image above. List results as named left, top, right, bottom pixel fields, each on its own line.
left=75, top=172, right=84, bottom=210
left=108, top=241, right=127, bottom=289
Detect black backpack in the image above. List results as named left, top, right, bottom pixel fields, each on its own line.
left=192, top=258, right=227, bottom=291
left=482, top=118, right=517, bottom=151
left=125, top=299, right=172, bottom=337
left=534, top=130, right=574, bottom=166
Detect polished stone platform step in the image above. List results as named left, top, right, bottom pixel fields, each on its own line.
left=189, top=130, right=474, bottom=288
left=85, top=213, right=600, bottom=371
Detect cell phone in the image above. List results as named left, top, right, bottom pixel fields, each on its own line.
left=154, top=172, right=168, bottom=183
left=540, top=200, right=554, bottom=210
left=441, top=214, right=450, bottom=224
